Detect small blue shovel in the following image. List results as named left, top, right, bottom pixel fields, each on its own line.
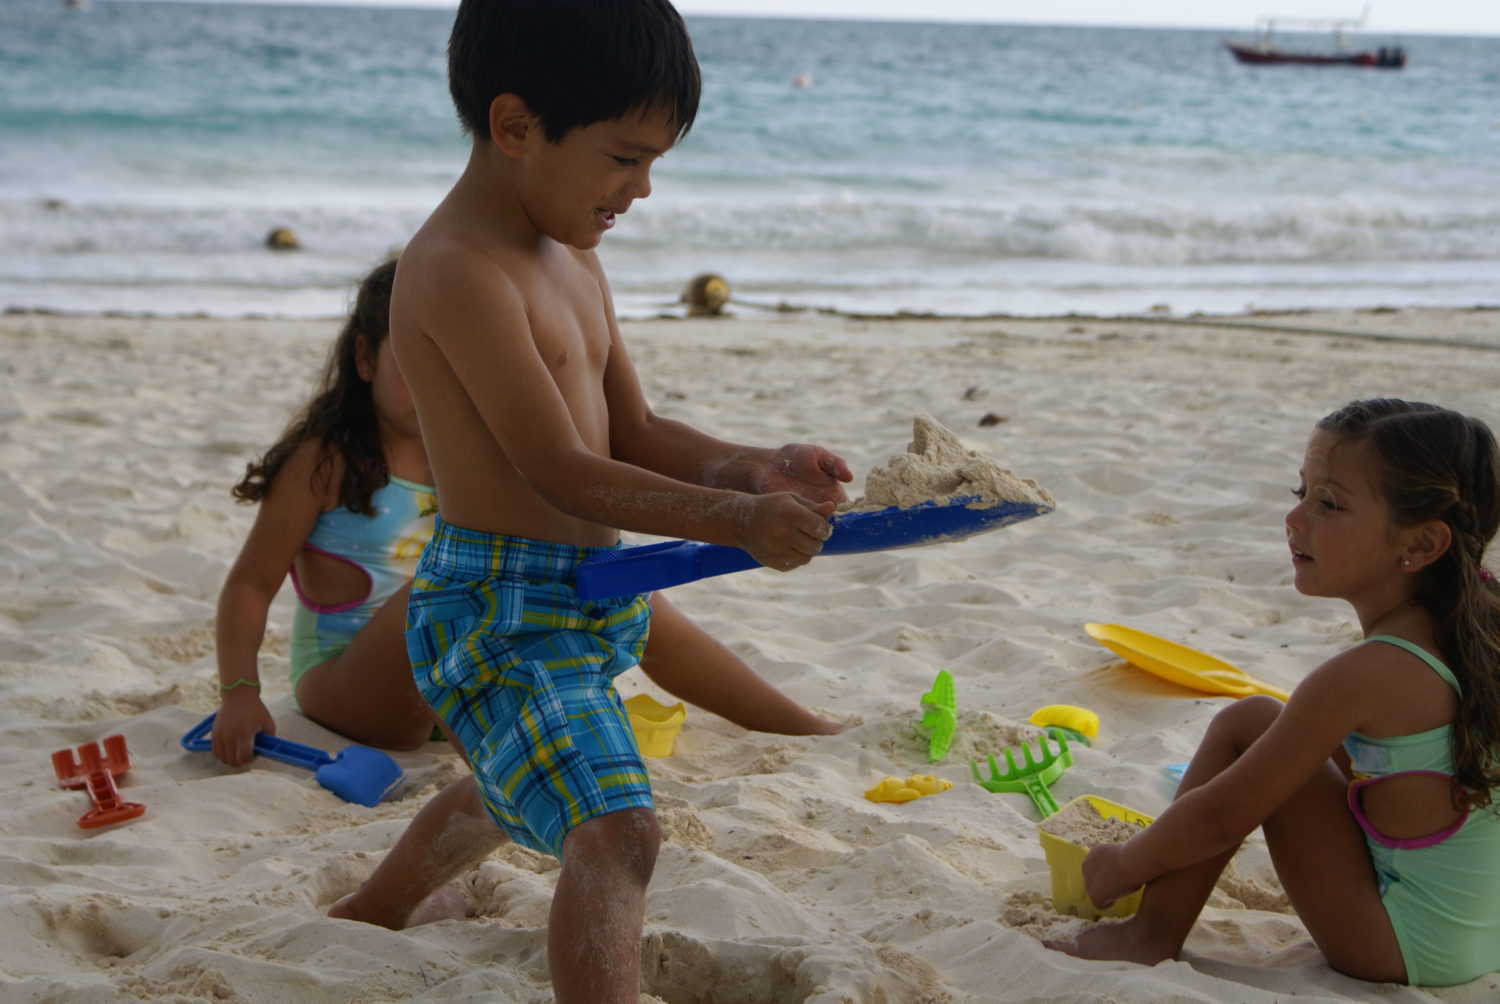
left=180, top=713, right=404, bottom=807
left=577, top=496, right=1052, bottom=601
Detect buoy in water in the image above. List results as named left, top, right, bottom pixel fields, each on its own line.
left=682, top=273, right=730, bottom=316
left=265, top=227, right=300, bottom=251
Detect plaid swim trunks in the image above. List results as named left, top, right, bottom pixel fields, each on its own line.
left=406, top=517, right=653, bottom=858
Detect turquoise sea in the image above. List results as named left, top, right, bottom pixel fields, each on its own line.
left=3, top=0, right=1499, bottom=318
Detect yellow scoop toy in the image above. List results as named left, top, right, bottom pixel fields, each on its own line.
left=1029, top=705, right=1099, bottom=746
left=1085, top=622, right=1290, bottom=701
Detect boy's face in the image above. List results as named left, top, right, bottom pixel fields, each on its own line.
left=516, top=106, right=679, bottom=251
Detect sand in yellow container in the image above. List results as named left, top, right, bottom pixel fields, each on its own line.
left=1037, top=795, right=1155, bottom=920
left=624, top=694, right=687, bottom=757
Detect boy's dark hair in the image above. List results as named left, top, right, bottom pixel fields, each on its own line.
left=1319, top=398, right=1500, bottom=811
left=448, top=0, right=700, bottom=143
left=233, top=258, right=398, bottom=516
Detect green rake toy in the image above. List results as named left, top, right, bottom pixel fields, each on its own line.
left=971, top=732, right=1073, bottom=818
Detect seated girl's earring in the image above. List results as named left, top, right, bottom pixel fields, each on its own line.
left=1402, top=559, right=1412, bottom=568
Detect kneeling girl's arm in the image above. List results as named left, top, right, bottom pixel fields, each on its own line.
left=213, top=442, right=330, bottom=766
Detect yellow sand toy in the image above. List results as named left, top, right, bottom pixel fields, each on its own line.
left=1085, top=622, right=1290, bottom=701
left=1028, top=704, right=1099, bottom=746
left=624, top=694, right=687, bottom=757
left=865, top=773, right=954, bottom=803
left=1037, top=794, right=1155, bottom=919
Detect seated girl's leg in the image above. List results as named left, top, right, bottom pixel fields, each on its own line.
left=638, top=592, right=843, bottom=736
left=1048, top=697, right=1280, bottom=964
left=1049, top=695, right=1401, bottom=980
left=1262, top=750, right=1405, bottom=981
left=296, top=583, right=438, bottom=750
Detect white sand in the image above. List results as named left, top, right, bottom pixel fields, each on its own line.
left=4, top=307, right=1500, bottom=1002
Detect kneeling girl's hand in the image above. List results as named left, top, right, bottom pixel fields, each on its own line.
left=212, top=689, right=277, bottom=768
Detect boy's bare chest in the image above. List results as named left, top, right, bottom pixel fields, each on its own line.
left=515, top=251, right=612, bottom=380
left=533, top=316, right=610, bottom=384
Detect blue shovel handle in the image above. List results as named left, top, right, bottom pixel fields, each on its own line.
left=181, top=712, right=334, bottom=769
left=577, top=497, right=1051, bottom=601
left=576, top=539, right=760, bottom=601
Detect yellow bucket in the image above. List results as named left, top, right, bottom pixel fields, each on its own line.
left=1037, top=794, right=1155, bottom=919
left=624, top=694, right=687, bottom=758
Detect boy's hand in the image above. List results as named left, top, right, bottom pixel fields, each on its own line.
left=752, top=445, right=853, bottom=506
left=740, top=494, right=837, bottom=571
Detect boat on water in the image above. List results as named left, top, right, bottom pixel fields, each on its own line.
left=1222, top=10, right=1407, bottom=69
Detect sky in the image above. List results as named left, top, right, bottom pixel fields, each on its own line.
left=295, top=0, right=1500, bottom=37
left=680, top=1, right=1497, bottom=36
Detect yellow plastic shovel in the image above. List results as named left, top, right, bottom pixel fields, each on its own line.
left=1084, top=622, right=1291, bottom=702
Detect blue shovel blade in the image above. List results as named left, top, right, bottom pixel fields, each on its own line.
left=316, top=747, right=405, bottom=807
left=577, top=496, right=1051, bottom=600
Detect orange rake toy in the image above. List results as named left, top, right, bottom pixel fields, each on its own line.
left=51, top=735, right=146, bottom=829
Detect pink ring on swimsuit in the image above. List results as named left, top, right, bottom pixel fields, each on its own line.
left=1347, top=770, right=1469, bottom=850
left=288, top=544, right=374, bottom=614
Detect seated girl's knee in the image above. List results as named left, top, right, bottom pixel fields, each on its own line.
left=1237, top=694, right=1286, bottom=719
left=1211, top=693, right=1284, bottom=738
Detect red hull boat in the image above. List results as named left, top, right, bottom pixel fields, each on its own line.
left=1223, top=40, right=1407, bottom=68
left=1223, top=10, right=1407, bottom=70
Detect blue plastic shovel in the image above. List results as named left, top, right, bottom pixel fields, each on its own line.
left=180, top=713, right=404, bottom=807
left=576, top=495, right=1052, bottom=601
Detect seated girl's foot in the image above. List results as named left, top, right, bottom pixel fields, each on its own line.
left=799, top=715, right=847, bottom=736
left=328, top=883, right=469, bottom=930
left=1043, top=918, right=1177, bottom=966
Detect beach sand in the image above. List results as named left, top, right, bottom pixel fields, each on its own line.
left=4, top=306, right=1500, bottom=1003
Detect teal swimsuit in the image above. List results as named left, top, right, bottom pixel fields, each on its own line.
left=287, top=475, right=437, bottom=705
left=1342, top=636, right=1500, bottom=986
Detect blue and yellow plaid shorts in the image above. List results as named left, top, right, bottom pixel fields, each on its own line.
left=406, top=517, right=653, bottom=858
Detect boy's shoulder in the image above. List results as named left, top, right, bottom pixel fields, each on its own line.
left=396, top=218, right=607, bottom=340
left=395, top=227, right=519, bottom=326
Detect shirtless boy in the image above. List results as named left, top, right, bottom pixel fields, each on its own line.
left=328, top=2, right=851, bottom=1000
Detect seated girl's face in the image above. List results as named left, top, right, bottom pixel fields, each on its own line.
left=1286, top=432, right=1397, bottom=599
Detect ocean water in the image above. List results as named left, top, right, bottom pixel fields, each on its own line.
left=4, top=0, right=1499, bottom=320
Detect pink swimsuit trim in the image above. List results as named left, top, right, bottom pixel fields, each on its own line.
left=288, top=543, right=373, bottom=614
left=1347, top=770, right=1468, bottom=850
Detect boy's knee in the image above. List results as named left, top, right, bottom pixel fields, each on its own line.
left=565, top=808, right=660, bottom=881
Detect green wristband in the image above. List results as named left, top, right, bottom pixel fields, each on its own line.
left=218, top=678, right=262, bottom=693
